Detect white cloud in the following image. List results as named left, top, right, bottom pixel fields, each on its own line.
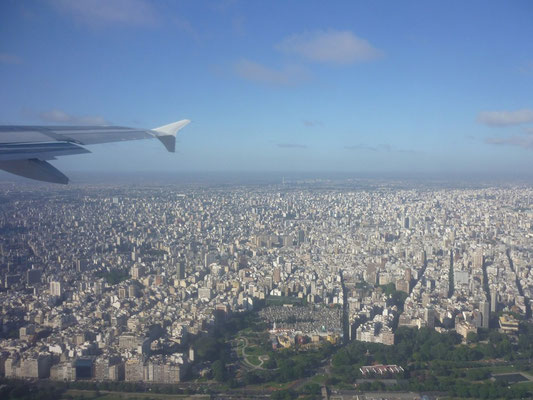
left=519, top=61, right=533, bottom=74
left=345, top=143, right=417, bottom=153
left=0, top=53, right=22, bottom=65
left=303, top=120, right=323, bottom=127
left=172, top=16, right=200, bottom=40
left=485, top=135, right=533, bottom=150
left=477, top=109, right=533, bottom=126
left=277, top=30, right=382, bottom=65
left=277, top=143, right=307, bottom=149
left=234, top=59, right=309, bottom=86
left=51, top=0, right=157, bottom=27
left=39, top=109, right=108, bottom=125
left=345, top=144, right=378, bottom=151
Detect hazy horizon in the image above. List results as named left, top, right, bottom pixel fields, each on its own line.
left=2, top=169, right=533, bottom=188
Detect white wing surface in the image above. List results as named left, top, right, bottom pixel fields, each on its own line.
left=0, top=119, right=190, bottom=184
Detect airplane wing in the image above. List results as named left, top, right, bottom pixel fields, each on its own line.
left=0, top=119, right=190, bottom=184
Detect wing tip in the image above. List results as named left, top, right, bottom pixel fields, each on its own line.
left=153, top=119, right=191, bottom=137
left=157, top=135, right=176, bottom=153
left=152, top=119, right=190, bottom=152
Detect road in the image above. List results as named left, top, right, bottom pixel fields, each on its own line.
left=233, top=335, right=271, bottom=371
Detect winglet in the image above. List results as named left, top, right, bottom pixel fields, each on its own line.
left=152, top=119, right=191, bottom=152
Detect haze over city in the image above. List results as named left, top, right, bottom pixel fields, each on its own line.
left=1, top=0, right=533, bottom=177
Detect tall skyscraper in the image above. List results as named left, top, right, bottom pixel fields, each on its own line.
left=176, top=261, right=185, bottom=279
left=298, top=229, right=305, bottom=245
left=419, top=250, right=427, bottom=265
left=405, top=268, right=412, bottom=283
left=273, top=267, right=281, bottom=284
left=204, top=252, right=216, bottom=268
left=94, top=282, right=103, bottom=296
left=490, top=290, right=498, bottom=313
left=76, top=259, right=88, bottom=273
left=480, top=300, right=490, bottom=329
left=424, top=307, right=435, bottom=328
left=473, top=249, right=484, bottom=270
left=473, top=310, right=483, bottom=328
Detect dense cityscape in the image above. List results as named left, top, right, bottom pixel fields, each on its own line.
left=0, top=179, right=532, bottom=399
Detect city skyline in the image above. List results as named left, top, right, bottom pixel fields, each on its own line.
left=0, top=180, right=531, bottom=398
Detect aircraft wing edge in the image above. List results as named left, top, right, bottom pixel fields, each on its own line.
left=0, top=159, right=70, bottom=184
left=0, top=141, right=90, bottom=161
left=0, top=118, right=190, bottom=184
left=151, top=119, right=191, bottom=152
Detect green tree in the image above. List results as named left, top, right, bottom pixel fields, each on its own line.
left=299, top=383, right=321, bottom=395
left=211, top=359, right=225, bottom=382
left=271, top=389, right=297, bottom=400
left=466, top=331, right=479, bottom=344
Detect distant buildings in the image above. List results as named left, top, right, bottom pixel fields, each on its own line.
left=0, top=182, right=531, bottom=384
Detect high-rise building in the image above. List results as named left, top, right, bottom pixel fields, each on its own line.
left=298, top=229, right=305, bottom=245
left=128, top=285, right=139, bottom=298
left=424, top=307, right=435, bottom=328
left=5, top=274, right=20, bottom=288
left=76, top=259, right=88, bottom=273
left=473, top=310, right=483, bottom=328
left=364, top=264, right=378, bottom=285
left=19, top=325, right=36, bottom=340
left=473, top=249, right=484, bottom=270
left=265, top=276, right=273, bottom=290
left=419, top=250, right=427, bottom=265
left=118, top=287, right=128, bottom=299
left=282, top=235, right=293, bottom=247
left=204, top=252, right=216, bottom=268
left=198, top=287, right=212, bottom=300
left=273, top=267, right=281, bottom=284
left=154, top=275, right=164, bottom=286
left=480, top=300, right=490, bottom=329
left=50, top=281, right=63, bottom=297
left=176, top=261, right=185, bottom=279
left=396, top=279, right=410, bottom=294
left=405, top=268, right=412, bottom=283
left=19, top=354, right=51, bottom=378
left=490, top=290, right=498, bottom=313
left=26, top=269, right=41, bottom=285
left=131, top=265, right=144, bottom=280
left=125, top=358, right=144, bottom=382
left=94, top=282, right=103, bottom=296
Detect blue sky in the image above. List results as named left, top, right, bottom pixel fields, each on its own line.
left=1, top=0, right=533, bottom=176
